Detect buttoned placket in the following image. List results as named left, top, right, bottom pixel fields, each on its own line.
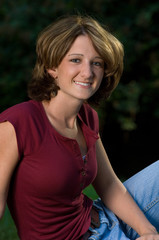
left=71, top=139, right=89, bottom=191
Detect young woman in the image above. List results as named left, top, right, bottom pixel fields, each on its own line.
left=0, top=15, right=159, bottom=240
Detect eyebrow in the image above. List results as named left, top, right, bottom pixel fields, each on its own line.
left=68, top=53, right=103, bottom=59
left=68, top=54, right=83, bottom=56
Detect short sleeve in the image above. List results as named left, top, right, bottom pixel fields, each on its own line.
left=0, top=103, right=26, bottom=158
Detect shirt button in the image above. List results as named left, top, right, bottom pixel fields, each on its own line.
left=81, top=171, right=86, bottom=176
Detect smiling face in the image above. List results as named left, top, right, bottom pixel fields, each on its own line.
left=47, top=35, right=105, bottom=103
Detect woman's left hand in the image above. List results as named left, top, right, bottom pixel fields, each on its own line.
left=136, top=233, right=159, bottom=239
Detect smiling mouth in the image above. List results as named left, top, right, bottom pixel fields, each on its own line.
left=74, top=81, right=92, bottom=86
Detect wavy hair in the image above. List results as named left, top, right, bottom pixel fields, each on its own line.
left=28, top=15, right=124, bottom=105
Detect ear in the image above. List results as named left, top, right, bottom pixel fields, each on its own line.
left=47, top=68, right=58, bottom=79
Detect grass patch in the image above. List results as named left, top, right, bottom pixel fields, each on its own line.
left=83, top=184, right=99, bottom=200
left=0, top=207, right=19, bottom=240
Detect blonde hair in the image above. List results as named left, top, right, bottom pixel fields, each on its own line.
left=28, top=15, right=124, bottom=105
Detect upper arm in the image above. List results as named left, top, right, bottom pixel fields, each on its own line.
left=93, top=136, right=120, bottom=200
left=0, top=121, right=19, bottom=217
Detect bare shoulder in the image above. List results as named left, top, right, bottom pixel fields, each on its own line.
left=0, top=121, right=15, bottom=134
left=0, top=121, right=19, bottom=161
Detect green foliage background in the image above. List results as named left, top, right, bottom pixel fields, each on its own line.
left=0, top=0, right=159, bottom=238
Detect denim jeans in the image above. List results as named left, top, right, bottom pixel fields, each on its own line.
left=88, top=160, right=159, bottom=240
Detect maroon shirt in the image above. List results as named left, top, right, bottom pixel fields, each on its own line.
left=0, top=100, right=99, bottom=240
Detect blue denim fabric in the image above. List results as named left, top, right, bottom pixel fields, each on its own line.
left=88, top=160, right=159, bottom=240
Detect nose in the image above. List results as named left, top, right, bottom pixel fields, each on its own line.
left=80, top=62, right=94, bottom=80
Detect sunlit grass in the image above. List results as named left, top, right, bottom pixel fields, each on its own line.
left=83, top=184, right=98, bottom=200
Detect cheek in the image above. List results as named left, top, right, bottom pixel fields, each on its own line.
left=96, top=80, right=103, bottom=91
left=97, top=71, right=104, bottom=84
left=57, top=66, right=76, bottom=79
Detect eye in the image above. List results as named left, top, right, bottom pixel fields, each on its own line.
left=92, top=61, right=104, bottom=68
left=70, top=59, right=81, bottom=63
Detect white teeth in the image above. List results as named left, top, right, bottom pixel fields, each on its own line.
left=74, top=81, right=91, bottom=86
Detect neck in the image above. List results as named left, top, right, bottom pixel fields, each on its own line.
left=42, top=94, right=83, bottom=129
